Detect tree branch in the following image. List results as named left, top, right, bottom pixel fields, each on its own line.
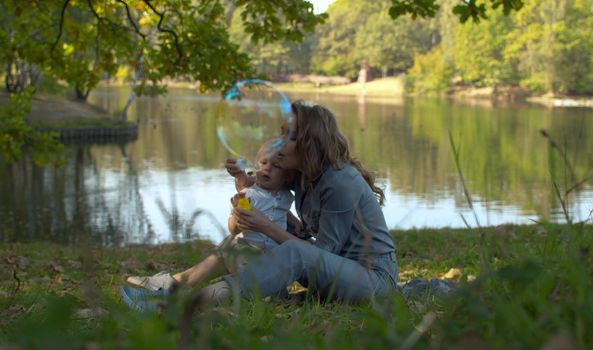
left=142, top=0, right=184, bottom=64
left=51, top=0, right=71, bottom=52
left=87, top=0, right=143, bottom=39
left=116, top=0, right=146, bottom=40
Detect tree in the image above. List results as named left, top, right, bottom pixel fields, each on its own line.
left=2, top=0, right=326, bottom=98
left=354, top=6, right=436, bottom=76
left=0, top=0, right=326, bottom=164
left=452, top=10, right=515, bottom=87
left=311, top=0, right=382, bottom=78
left=504, top=0, right=593, bottom=94
left=229, top=11, right=317, bottom=77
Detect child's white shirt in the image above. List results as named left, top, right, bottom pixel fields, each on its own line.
left=236, top=184, right=294, bottom=250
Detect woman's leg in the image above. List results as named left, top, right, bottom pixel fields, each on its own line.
left=221, top=240, right=394, bottom=302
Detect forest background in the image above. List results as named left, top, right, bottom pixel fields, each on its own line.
left=240, top=0, right=593, bottom=97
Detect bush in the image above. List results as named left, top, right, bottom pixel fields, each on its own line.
left=406, top=47, right=454, bottom=94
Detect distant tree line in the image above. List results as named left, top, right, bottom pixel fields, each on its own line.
left=241, top=0, right=593, bottom=96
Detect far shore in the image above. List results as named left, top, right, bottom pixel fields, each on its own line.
left=156, top=77, right=593, bottom=108
left=3, top=77, right=593, bottom=128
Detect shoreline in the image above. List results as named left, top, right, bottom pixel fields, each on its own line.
left=1, top=92, right=138, bottom=141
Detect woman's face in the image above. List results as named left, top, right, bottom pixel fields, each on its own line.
left=276, top=116, right=300, bottom=171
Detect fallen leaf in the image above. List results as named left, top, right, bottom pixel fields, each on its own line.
left=443, top=268, right=462, bottom=280
left=52, top=275, right=62, bottom=285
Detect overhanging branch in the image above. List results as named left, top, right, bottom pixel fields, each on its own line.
left=142, top=0, right=184, bottom=64
left=116, top=0, right=146, bottom=40
left=51, top=0, right=71, bottom=52
left=87, top=0, right=144, bottom=39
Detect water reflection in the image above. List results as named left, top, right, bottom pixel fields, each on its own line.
left=1, top=87, right=592, bottom=244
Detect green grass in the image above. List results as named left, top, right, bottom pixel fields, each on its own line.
left=277, top=77, right=404, bottom=97
left=1, top=223, right=592, bottom=348
left=30, top=117, right=136, bottom=130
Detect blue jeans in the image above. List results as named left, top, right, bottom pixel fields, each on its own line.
left=222, top=240, right=398, bottom=302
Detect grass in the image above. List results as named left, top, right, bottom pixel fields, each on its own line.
left=30, top=117, right=136, bottom=130
left=1, top=223, right=592, bottom=349
left=277, top=77, right=405, bottom=97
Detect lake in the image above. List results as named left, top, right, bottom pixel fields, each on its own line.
left=1, top=86, right=592, bottom=245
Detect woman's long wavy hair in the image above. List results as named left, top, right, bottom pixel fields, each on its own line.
left=291, top=101, right=385, bottom=206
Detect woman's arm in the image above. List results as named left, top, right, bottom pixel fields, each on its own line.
left=233, top=207, right=310, bottom=245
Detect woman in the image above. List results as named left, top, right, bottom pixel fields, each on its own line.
left=207, top=101, right=397, bottom=303
left=122, top=102, right=397, bottom=308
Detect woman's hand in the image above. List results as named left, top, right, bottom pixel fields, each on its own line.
left=232, top=206, right=274, bottom=235
left=287, top=213, right=308, bottom=239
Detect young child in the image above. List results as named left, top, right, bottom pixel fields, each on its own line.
left=123, top=139, right=299, bottom=295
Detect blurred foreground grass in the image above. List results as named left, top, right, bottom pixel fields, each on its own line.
left=1, top=223, right=592, bottom=349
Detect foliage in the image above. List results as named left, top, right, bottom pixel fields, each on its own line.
left=0, top=0, right=326, bottom=97
left=310, top=0, right=382, bottom=78
left=0, top=0, right=326, bottom=165
left=228, top=0, right=593, bottom=96
left=406, top=47, right=454, bottom=93
left=407, top=0, right=593, bottom=95
left=452, top=11, right=516, bottom=87
left=228, top=12, right=317, bottom=77
left=0, top=90, right=63, bottom=166
left=389, top=0, right=525, bottom=23
left=354, top=6, right=436, bottom=76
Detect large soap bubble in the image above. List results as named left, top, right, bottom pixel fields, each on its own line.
left=216, top=80, right=291, bottom=172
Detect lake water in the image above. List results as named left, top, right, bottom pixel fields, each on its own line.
left=1, top=86, right=592, bottom=245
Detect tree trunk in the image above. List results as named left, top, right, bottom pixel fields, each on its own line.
left=5, top=60, right=41, bottom=93
left=74, top=85, right=90, bottom=101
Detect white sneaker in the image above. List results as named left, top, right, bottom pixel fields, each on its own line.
left=125, top=271, right=176, bottom=291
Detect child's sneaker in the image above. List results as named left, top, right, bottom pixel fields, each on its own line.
left=125, top=271, right=176, bottom=291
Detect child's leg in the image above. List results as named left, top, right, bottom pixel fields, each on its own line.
left=125, top=236, right=262, bottom=291
left=172, top=253, right=226, bottom=286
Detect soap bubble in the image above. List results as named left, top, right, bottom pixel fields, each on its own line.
left=216, top=80, right=291, bottom=172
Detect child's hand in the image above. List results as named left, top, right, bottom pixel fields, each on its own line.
left=226, top=159, right=255, bottom=191
left=225, top=158, right=244, bottom=177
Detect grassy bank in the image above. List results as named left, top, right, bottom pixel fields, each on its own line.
left=277, top=77, right=405, bottom=98
left=0, top=91, right=131, bottom=129
left=1, top=223, right=592, bottom=348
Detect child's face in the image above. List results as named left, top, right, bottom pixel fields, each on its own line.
left=255, top=155, right=286, bottom=192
